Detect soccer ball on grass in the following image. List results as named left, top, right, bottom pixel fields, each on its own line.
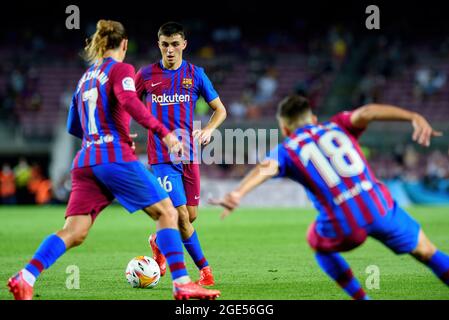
left=125, top=256, right=161, bottom=288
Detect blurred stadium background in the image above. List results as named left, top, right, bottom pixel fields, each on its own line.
left=0, top=0, right=448, bottom=208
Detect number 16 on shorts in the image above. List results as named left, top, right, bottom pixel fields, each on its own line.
left=151, top=163, right=188, bottom=207
left=157, top=176, right=173, bottom=192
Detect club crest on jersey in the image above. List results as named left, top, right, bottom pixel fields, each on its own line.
left=182, top=78, right=193, bottom=89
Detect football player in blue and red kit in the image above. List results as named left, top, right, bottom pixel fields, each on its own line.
left=7, top=20, right=220, bottom=300
left=136, top=22, right=227, bottom=286
left=211, top=94, right=448, bottom=299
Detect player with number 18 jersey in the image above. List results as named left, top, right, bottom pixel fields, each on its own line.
left=211, top=95, right=449, bottom=299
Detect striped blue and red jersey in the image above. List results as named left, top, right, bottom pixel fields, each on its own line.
left=267, top=111, right=394, bottom=238
left=136, top=60, right=219, bottom=164
left=67, top=57, right=170, bottom=169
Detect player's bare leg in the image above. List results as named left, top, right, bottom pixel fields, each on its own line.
left=8, top=215, right=92, bottom=300
left=56, top=215, right=93, bottom=249
left=178, top=205, right=195, bottom=236
left=144, top=198, right=220, bottom=299
left=144, top=198, right=179, bottom=229
left=187, top=205, right=198, bottom=223
left=410, top=229, right=449, bottom=286
left=410, top=230, right=437, bottom=262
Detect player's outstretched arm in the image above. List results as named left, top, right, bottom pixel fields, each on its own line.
left=350, top=104, right=442, bottom=147
left=112, top=64, right=183, bottom=155
left=193, top=97, right=227, bottom=145
left=121, top=96, right=183, bottom=155
left=209, top=159, right=279, bottom=219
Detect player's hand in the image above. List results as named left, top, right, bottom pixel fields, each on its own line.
left=208, top=191, right=241, bottom=220
left=163, top=132, right=184, bottom=157
left=129, top=133, right=138, bottom=152
left=411, top=113, right=442, bottom=147
left=193, top=128, right=214, bottom=145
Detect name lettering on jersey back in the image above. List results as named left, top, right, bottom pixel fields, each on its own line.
left=77, top=70, right=109, bottom=92
left=85, top=134, right=114, bottom=148
left=333, top=180, right=373, bottom=205
left=151, top=93, right=191, bottom=106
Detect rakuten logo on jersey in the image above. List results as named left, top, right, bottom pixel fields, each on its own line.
left=151, top=93, right=191, bottom=106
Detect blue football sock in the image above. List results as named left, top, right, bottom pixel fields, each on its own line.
left=315, top=252, right=369, bottom=300
left=156, top=228, right=188, bottom=280
left=182, top=230, right=209, bottom=270
left=24, top=234, right=66, bottom=279
left=426, top=250, right=449, bottom=286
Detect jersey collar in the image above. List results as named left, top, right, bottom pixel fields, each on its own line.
left=159, top=59, right=186, bottom=72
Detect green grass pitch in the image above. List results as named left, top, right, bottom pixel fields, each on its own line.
left=0, top=205, right=448, bottom=300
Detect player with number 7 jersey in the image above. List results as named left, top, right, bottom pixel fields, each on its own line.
left=7, top=20, right=221, bottom=301
left=210, top=94, right=449, bottom=300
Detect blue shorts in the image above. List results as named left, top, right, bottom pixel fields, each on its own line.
left=150, top=163, right=187, bottom=208
left=90, top=161, right=168, bottom=213
left=366, top=202, right=421, bottom=254
left=307, top=202, right=420, bottom=254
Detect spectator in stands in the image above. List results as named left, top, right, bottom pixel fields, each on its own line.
left=415, top=66, right=431, bottom=97
left=403, top=144, right=420, bottom=181
left=331, top=37, right=347, bottom=67
left=0, top=163, right=17, bottom=205
left=245, top=99, right=263, bottom=120
left=430, top=69, right=447, bottom=94
left=198, top=44, right=215, bottom=59
left=415, top=66, right=447, bottom=101
left=27, top=92, right=42, bottom=112
left=294, top=71, right=329, bottom=110
left=229, top=98, right=247, bottom=119
left=229, top=90, right=253, bottom=119
left=13, top=157, right=32, bottom=204
left=328, top=25, right=350, bottom=70
left=354, top=71, right=385, bottom=105
left=52, top=171, right=71, bottom=203
left=25, top=163, right=53, bottom=205
left=27, top=163, right=43, bottom=201
left=424, top=150, right=449, bottom=192
left=0, top=88, right=19, bottom=133
left=10, top=68, right=25, bottom=96
left=212, top=26, right=241, bottom=44
left=35, top=178, right=53, bottom=205
left=253, top=67, right=278, bottom=105
left=60, top=87, right=73, bottom=110
left=194, top=97, right=211, bottom=124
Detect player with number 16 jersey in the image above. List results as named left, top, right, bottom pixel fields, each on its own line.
left=136, top=22, right=227, bottom=285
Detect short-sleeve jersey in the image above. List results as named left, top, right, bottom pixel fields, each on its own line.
left=136, top=60, right=219, bottom=164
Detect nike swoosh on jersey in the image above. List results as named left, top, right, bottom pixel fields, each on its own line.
left=151, top=82, right=162, bottom=87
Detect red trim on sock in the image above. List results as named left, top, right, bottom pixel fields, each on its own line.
left=169, top=262, right=187, bottom=272
left=30, top=259, right=44, bottom=272
left=441, top=269, right=449, bottom=282
left=165, top=252, right=184, bottom=258
left=352, top=288, right=367, bottom=300
left=336, top=269, right=354, bottom=288
left=197, top=257, right=207, bottom=268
